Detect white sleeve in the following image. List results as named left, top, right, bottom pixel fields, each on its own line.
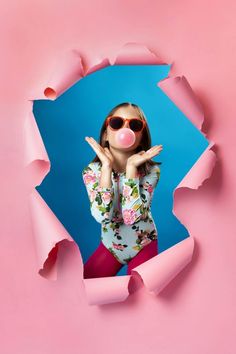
left=82, top=162, right=115, bottom=223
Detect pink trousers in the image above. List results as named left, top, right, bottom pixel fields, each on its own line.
left=83, top=239, right=158, bottom=279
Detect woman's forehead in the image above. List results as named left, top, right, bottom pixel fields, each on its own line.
left=112, top=107, right=141, bottom=118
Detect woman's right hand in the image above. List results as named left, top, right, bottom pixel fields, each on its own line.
left=85, top=137, right=114, bottom=169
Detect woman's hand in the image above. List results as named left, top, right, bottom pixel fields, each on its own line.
left=127, top=145, right=163, bottom=169
left=85, top=137, right=114, bottom=169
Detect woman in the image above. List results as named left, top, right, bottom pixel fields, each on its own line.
left=82, top=102, right=163, bottom=278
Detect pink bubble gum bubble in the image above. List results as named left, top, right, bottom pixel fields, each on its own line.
left=115, top=128, right=136, bottom=148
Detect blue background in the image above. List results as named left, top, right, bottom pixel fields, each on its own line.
left=33, top=64, right=209, bottom=276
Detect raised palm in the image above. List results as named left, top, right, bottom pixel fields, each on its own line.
left=85, top=137, right=114, bottom=168
left=127, top=145, right=163, bottom=168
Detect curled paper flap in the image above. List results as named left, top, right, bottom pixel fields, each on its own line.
left=85, top=57, right=111, bottom=76
left=83, top=236, right=194, bottom=305
left=24, top=107, right=50, bottom=187
left=43, top=49, right=84, bottom=100
left=176, top=142, right=216, bottom=191
left=29, top=189, right=74, bottom=280
left=27, top=42, right=217, bottom=305
left=31, top=43, right=168, bottom=101
left=131, top=236, right=194, bottom=296
left=158, top=75, right=205, bottom=131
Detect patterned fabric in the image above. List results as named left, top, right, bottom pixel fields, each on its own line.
left=82, top=161, right=160, bottom=264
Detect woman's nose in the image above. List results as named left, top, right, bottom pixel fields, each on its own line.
left=124, top=120, right=130, bottom=128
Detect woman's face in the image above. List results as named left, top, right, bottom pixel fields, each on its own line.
left=104, top=106, right=144, bottom=152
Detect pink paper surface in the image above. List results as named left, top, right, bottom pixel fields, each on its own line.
left=1, top=1, right=235, bottom=353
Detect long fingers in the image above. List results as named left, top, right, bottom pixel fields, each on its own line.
left=146, top=145, right=163, bottom=153
left=145, top=145, right=163, bottom=159
left=85, top=137, right=104, bottom=151
left=85, top=137, right=105, bottom=159
left=85, top=137, right=103, bottom=152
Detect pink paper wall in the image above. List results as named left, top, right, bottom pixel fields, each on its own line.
left=0, top=1, right=235, bottom=353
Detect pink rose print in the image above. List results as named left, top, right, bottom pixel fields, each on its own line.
left=123, top=209, right=137, bottom=225
left=143, top=181, right=153, bottom=194
left=123, top=185, right=132, bottom=198
left=147, top=185, right=153, bottom=193
left=83, top=170, right=97, bottom=185
left=101, top=191, right=112, bottom=204
left=112, top=242, right=126, bottom=250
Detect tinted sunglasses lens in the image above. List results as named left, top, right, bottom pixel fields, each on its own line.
left=109, top=117, right=124, bottom=130
left=129, top=119, right=144, bottom=132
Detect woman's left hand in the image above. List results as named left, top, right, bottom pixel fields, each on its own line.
left=127, top=145, right=163, bottom=168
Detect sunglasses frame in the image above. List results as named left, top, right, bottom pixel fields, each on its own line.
left=105, top=115, right=146, bottom=133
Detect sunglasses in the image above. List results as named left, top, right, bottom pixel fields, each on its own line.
left=106, top=116, right=146, bottom=132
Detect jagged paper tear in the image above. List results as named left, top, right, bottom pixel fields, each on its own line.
left=26, top=42, right=217, bottom=305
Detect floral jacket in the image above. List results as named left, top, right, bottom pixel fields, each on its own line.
left=82, top=161, right=161, bottom=264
